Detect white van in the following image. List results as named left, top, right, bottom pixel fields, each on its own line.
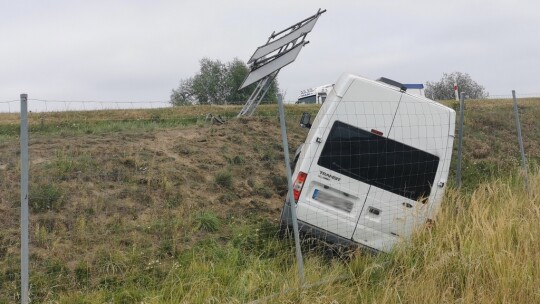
left=281, top=73, right=455, bottom=253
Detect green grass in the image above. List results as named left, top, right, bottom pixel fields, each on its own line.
left=0, top=104, right=320, bottom=140
left=193, top=211, right=220, bottom=232
left=0, top=100, right=539, bottom=303
left=29, top=184, right=64, bottom=212
left=214, top=170, right=233, bottom=188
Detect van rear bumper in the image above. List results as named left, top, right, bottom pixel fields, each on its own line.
left=280, top=201, right=379, bottom=254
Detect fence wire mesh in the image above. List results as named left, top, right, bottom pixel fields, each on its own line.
left=1, top=95, right=539, bottom=303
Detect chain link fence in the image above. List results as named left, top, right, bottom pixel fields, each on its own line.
left=1, top=92, right=539, bottom=303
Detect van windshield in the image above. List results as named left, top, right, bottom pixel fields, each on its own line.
left=317, top=121, right=439, bottom=201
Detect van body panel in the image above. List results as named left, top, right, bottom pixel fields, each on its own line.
left=387, top=93, right=450, bottom=155
left=287, top=73, right=456, bottom=252
left=296, top=176, right=369, bottom=238
left=339, top=76, right=402, bottom=136
left=353, top=186, right=426, bottom=251
left=332, top=73, right=355, bottom=98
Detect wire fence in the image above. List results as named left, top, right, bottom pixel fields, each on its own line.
left=0, top=99, right=171, bottom=113
left=1, top=92, right=539, bottom=303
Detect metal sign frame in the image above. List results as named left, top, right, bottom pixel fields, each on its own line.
left=238, top=8, right=326, bottom=117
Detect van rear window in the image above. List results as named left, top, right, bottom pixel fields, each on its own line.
left=317, top=121, right=439, bottom=201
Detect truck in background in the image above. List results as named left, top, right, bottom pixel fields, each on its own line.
left=403, top=83, right=425, bottom=97
left=282, top=73, right=455, bottom=253
left=296, top=84, right=334, bottom=104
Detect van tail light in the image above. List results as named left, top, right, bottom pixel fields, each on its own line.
left=293, top=171, right=308, bottom=202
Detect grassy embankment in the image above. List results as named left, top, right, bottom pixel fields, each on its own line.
left=0, top=100, right=539, bottom=303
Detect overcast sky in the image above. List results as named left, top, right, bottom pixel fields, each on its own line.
left=1, top=0, right=539, bottom=108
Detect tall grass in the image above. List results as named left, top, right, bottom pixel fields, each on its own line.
left=84, top=171, right=539, bottom=303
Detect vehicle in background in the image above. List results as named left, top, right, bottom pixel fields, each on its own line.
left=296, top=84, right=334, bottom=104
left=282, top=73, right=455, bottom=253
left=403, top=83, right=425, bottom=97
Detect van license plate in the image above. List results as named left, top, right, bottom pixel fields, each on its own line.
left=312, top=189, right=353, bottom=213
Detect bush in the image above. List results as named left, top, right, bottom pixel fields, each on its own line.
left=194, top=211, right=220, bottom=232
left=425, top=72, right=489, bottom=100
left=214, top=170, right=233, bottom=188
left=30, top=184, right=64, bottom=212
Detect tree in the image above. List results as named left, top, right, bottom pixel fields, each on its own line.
left=170, top=78, right=195, bottom=106
left=191, top=58, right=228, bottom=104
left=225, top=58, right=253, bottom=104
left=170, top=58, right=279, bottom=106
left=425, top=72, right=489, bottom=100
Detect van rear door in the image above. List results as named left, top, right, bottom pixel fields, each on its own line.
left=295, top=77, right=402, bottom=240
left=353, top=94, right=452, bottom=251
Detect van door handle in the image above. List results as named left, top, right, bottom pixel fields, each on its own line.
left=402, top=202, right=413, bottom=208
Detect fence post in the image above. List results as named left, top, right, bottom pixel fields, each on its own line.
left=20, top=94, right=29, bottom=304
left=512, top=90, right=530, bottom=195
left=456, top=92, right=465, bottom=188
left=277, top=94, right=305, bottom=286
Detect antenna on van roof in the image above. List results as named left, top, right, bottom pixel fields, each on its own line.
left=237, top=9, right=326, bottom=117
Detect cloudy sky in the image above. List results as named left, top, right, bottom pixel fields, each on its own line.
left=1, top=0, right=539, bottom=108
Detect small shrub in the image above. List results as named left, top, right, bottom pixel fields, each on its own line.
left=150, top=114, right=162, bottom=123
left=214, top=170, right=233, bottom=188
left=261, top=150, right=275, bottom=162
left=194, top=211, right=220, bottom=232
left=74, top=262, right=90, bottom=285
left=255, top=185, right=273, bottom=199
left=166, top=193, right=183, bottom=208
left=120, top=157, right=137, bottom=169
left=113, top=289, right=144, bottom=304
left=30, top=184, right=64, bottom=212
left=228, top=155, right=245, bottom=165
left=159, top=238, right=176, bottom=258
left=270, top=175, right=288, bottom=192
left=218, top=192, right=238, bottom=203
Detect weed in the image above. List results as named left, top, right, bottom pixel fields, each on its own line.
left=150, top=114, right=162, bottom=123
left=113, top=289, right=144, bottom=304
left=270, top=174, right=288, bottom=193
left=194, top=211, right=220, bottom=232
left=255, top=184, right=273, bottom=199
left=214, top=170, right=233, bottom=188
left=34, top=224, right=48, bottom=247
left=74, top=262, right=90, bottom=285
left=260, top=150, right=275, bottom=162
left=218, top=192, right=238, bottom=203
left=227, top=155, right=245, bottom=165
left=30, top=184, right=64, bottom=212
left=165, top=193, right=183, bottom=208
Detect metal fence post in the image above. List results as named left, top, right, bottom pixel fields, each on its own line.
left=277, top=94, right=305, bottom=286
left=456, top=92, right=465, bottom=188
left=512, top=90, right=530, bottom=195
left=20, top=94, right=29, bottom=304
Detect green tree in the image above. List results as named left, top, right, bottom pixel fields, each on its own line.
left=225, top=58, right=253, bottom=104
left=170, top=78, right=194, bottom=106
left=170, top=58, right=279, bottom=106
left=191, top=58, right=228, bottom=104
left=425, top=72, right=489, bottom=100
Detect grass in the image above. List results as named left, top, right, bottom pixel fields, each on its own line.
left=145, top=171, right=539, bottom=303
left=0, top=100, right=539, bottom=302
left=193, top=211, right=220, bottom=232
left=214, top=170, right=233, bottom=188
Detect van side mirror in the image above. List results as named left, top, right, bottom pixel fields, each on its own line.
left=300, top=112, right=311, bottom=128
